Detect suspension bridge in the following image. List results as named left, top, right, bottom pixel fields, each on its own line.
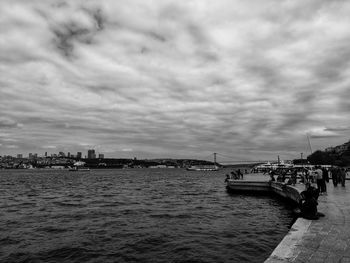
left=203, top=152, right=277, bottom=166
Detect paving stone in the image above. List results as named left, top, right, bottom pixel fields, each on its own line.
left=324, top=253, right=342, bottom=263
left=294, top=250, right=312, bottom=262
left=309, top=251, right=328, bottom=263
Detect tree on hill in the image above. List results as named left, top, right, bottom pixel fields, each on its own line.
left=292, top=159, right=310, bottom=165
left=307, top=150, right=336, bottom=165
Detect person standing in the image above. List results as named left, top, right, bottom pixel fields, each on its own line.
left=315, top=166, right=324, bottom=195
left=321, top=167, right=329, bottom=194
left=237, top=169, right=243, bottom=180
left=339, top=168, right=346, bottom=187
left=269, top=170, right=276, bottom=182
left=291, top=169, right=297, bottom=186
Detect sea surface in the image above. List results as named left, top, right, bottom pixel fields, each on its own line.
left=0, top=168, right=295, bottom=263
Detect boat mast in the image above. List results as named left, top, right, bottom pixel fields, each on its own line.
left=214, top=152, right=217, bottom=166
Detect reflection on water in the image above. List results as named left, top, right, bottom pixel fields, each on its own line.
left=0, top=169, right=294, bottom=263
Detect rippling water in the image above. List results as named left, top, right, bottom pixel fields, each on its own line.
left=0, top=169, right=295, bottom=263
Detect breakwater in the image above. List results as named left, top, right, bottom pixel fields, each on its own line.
left=226, top=180, right=302, bottom=205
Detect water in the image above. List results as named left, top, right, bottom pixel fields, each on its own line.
left=0, top=169, right=295, bottom=263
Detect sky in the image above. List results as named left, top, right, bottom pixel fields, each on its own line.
left=1, top=0, right=350, bottom=162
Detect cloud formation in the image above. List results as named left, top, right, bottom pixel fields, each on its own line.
left=1, top=0, right=350, bottom=161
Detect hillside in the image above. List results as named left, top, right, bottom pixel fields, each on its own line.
left=307, top=140, right=350, bottom=166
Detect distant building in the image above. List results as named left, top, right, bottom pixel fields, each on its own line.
left=88, top=149, right=96, bottom=159
left=17, top=154, right=23, bottom=158
left=33, top=153, right=38, bottom=158
left=67, top=152, right=71, bottom=158
left=77, top=152, right=82, bottom=159
left=98, top=154, right=104, bottom=159
left=45, top=152, right=48, bottom=157
left=29, top=153, right=33, bottom=159
left=58, top=152, right=65, bottom=157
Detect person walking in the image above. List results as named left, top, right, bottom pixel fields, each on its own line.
left=331, top=166, right=339, bottom=187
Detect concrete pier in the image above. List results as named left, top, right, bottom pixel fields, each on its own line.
left=226, top=180, right=302, bottom=205
left=227, top=177, right=350, bottom=262
left=265, top=182, right=350, bottom=263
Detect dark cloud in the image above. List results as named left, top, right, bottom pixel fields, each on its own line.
left=148, top=31, right=167, bottom=42
left=324, top=126, right=350, bottom=132
left=309, top=134, right=342, bottom=139
left=50, top=7, right=106, bottom=57
left=0, top=118, right=21, bottom=128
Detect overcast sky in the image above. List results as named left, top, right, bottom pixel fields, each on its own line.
left=1, top=0, right=350, bottom=162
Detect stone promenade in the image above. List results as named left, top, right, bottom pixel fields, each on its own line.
left=265, top=181, right=350, bottom=263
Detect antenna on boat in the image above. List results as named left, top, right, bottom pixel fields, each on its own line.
left=306, top=133, right=313, bottom=154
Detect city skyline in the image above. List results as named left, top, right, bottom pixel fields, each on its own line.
left=1, top=0, right=350, bottom=162
left=2, top=149, right=103, bottom=159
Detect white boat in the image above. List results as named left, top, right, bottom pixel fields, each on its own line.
left=69, top=161, right=90, bottom=171
left=186, top=165, right=219, bottom=171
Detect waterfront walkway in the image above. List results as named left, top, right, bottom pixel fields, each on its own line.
left=265, top=181, right=350, bottom=263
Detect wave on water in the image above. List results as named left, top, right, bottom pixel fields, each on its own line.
left=0, top=169, right=295, bottom=263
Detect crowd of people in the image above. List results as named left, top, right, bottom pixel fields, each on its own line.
left=267, top=166, right=348, bottom=220
left=225, top=169, right=246, bottom=182
left=268, top=166, right=347, bottom=190
left=225, top=166, right=348, bottom=220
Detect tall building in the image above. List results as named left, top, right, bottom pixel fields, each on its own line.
left=29, top=153, right=33, bottom=159
left=77, top=152, right=82, bottom=159
left=17, top=154, right=23, bottom=158
left=67, top=152, right=71, bottom=158
left=98, top=154, right=104, bottom=159
left=88, top=149, right=96, bottom=159
left=45, top=152, right=47, bottom=157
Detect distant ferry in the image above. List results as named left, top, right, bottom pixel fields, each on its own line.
left=69, top=161, right=90, bottom=171
left=68, top=167, right=90, bottom=171
left=186, top=165, right=219, bottom=171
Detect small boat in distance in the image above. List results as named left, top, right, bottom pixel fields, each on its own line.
left=186, top=165, right=219, bottom=171
left=69, top=167, right=90, bottom=171
left=69, top=161, right=90, bottom=171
